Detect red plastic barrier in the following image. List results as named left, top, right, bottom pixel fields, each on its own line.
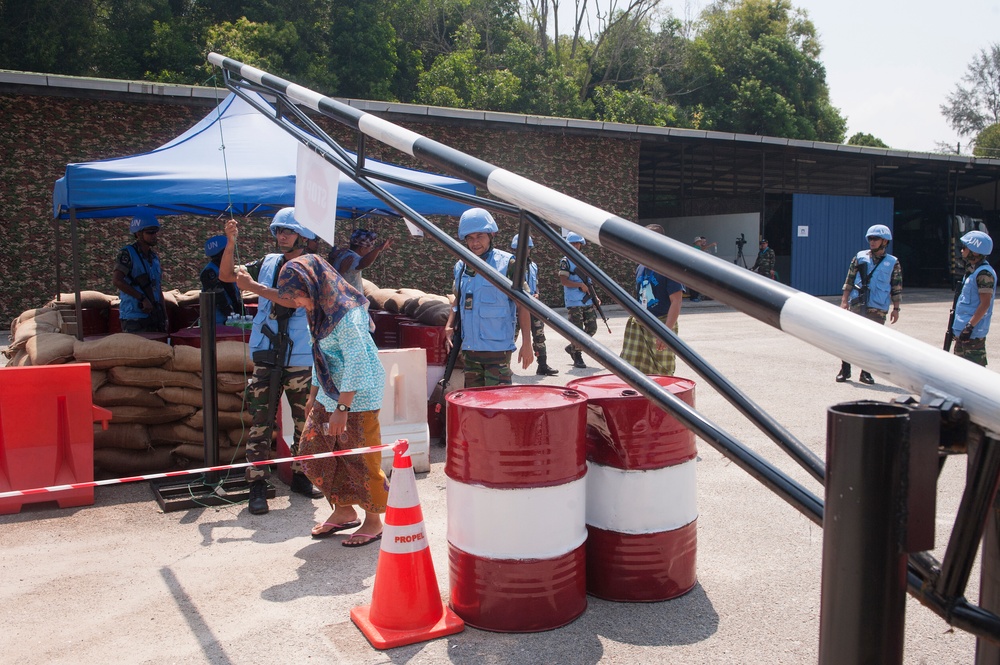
left=0, top=364, right=111, bottom=514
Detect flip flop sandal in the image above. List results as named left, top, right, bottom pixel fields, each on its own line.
left=341, top=532, right=383, bottom=548
left=311, top=519, right=362, bottom=539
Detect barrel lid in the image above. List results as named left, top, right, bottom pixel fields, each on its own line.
left=446, top=385, right=588, bottom=409
left=566, top=373, right=694, bottom=400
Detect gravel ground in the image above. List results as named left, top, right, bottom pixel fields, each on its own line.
left=0, top=288, right=992, bottom=664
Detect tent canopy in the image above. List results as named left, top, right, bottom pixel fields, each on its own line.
left=52, top=91, right=474, bottom=221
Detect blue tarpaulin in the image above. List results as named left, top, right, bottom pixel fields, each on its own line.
left=52, top=91, right=474, bottom=220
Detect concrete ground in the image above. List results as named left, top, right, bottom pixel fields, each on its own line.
left=0, top=288, right=993, bottom=664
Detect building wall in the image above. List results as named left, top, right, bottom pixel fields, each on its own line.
left=0, top=90, right=639, bottom=325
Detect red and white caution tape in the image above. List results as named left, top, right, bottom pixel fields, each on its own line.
left=0, top=442, right=402, bottom=500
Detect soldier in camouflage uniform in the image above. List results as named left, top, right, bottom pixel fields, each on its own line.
left=751, top=238, right=776, bottom=278
left=512, top=234, right=558, bottom=376
left=951, top=230, right=996, bottom=366
left=559, top=233, right=598, bottom=369
left=836, top=224, right=902, bottom=385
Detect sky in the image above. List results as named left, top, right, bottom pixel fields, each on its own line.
left=560, top=0, right=1000, bottom=154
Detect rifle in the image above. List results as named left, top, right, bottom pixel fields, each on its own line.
left=256, top=305, right=293, bottom=438
left=572, top=263, right=612, bottom=334
left=944, top=282, right=962, bottom=352
left=132, top=272, right=167, bottom=331
left=848, top=262, right=870, bottom=311
left=430, top=315, right=462, bottom=428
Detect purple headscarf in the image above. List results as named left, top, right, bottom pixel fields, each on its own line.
left=277, top=254, right=368, bottom=398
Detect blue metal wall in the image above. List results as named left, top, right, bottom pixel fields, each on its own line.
left=791, top=194, right=894, bottom=296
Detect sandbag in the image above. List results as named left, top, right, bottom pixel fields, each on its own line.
left=414, top=300, right=451, bottom=326
left=93, top=384, right=166, bottom=409
left=371, top=288, right=398, bottom=312
left=7, top=349, right=32, bottom=367
left=49, top=291, right=114, bottom=309
left=107, top=404, right=197, bottom=425
left=228, top=427, right=250, bottom=447
left=185, top=409, right=252, bottom=430
left=94, top=447, right=178, bottom=475
left=171, top=443, right=246, bottom=464
left=108, top=366, right=202, bottom=390
left=154, top=387, right=244, bottom=412
left=162, top=344, right=200, bottom=372
left=386, top=292, right=412, bottom=313
left=401, top=296, right=423, bottom=317
left=74, top=333, right=173, bottom=369
left=148, top=422, right=208, bottom=445
left=12, top=309, right=64, bottom=347
left=362, top=278, right=378, bottom=297
left=27, top=332, right=76, bottom=365
left=93, top=423, right=151, bottom=450
left=217, top=372, right=249, bottom=393
left=174, top=290, right=202, bottom=307
left=10, top=306, right=57, bottom=338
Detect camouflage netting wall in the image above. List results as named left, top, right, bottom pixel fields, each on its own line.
left=0, top=91, right=639, bottom=326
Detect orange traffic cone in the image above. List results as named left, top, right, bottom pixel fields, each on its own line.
left=351, top=439, right=465, bottom=649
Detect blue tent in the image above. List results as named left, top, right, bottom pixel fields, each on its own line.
left=52, top=91, right=474, bottom=221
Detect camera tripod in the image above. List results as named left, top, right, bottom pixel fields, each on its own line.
left=734, top=234, right=748, bottom=268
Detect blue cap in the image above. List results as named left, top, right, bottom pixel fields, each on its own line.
left=129, top=213, right=160, bottom=234
left=961, top=230, right=993, bottom=255
left=204, top=235, right=227, bottom=257
left=566, top=232, right=586, bottom=245
left=458, top=208, right=499, bottom=240
left=269, top=207, right=316, bottom=240
left=510, top=233, right=534, bottom=249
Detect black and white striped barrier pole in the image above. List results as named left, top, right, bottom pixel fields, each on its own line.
left=206, top=52, right=1000, bottom=435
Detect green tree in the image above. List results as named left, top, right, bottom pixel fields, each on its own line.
left=684, top=0, right=846, bottom=141
left=0, top=0, right=100, bottom=75
left=847, top=132, right=889, bottom=148
left=974, top=123, right=1000, bottom=159
left=941, top=44, right=1000, bottom=139
left=327, top=1, right=401, bottom=100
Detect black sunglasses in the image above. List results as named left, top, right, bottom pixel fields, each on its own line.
left=143, top=228, right=160, bottom=235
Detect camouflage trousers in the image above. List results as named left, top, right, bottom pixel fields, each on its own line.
left=567, top=305, right=597, bottom=351
left=955, top=337, right=988, bottom=366
left=245, top=364, right=312, bottom=481
left=462, top=350, right=513, bottom=388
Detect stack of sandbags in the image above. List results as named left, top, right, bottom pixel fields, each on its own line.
left=3, top=306, right=75, bottom=367
left=362, top=281, right=453, bottom=326
left=75, top=334, right=254, bottom=476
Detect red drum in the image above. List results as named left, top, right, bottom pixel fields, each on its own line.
left=372, top=310, right=401, bottom=348
left=78, top=307, right=109, bottom=336
left=170, top=304, right=201, bottom=333
left=170, top=325, right=250, bottom=349
left=107, top=306, right=121, bottom=334
left=398, top=322, right=447, bottom=365
left=445, top=385, right=588, bottom=632
left=566, top=374, right=698, bottom=602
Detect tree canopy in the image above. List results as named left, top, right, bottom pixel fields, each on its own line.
left=941, top=43, right=1000, bottom=140
left=0, top=0, right=847, bottom=141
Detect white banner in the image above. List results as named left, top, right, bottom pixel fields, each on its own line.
left=294, top=142, right=339, bottom=245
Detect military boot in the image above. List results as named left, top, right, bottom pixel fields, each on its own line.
left=248, top=479, right=269, bottom=515
left=859, top=371, right=875, bottom=385
left=572, top=351, right=587, bottom=369
left=835, top=362, right=851, bottom=383
left=289, top=471, right=323, bottom=499
left=536, top=353, right=559, bottom=376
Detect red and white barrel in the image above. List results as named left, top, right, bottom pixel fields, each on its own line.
left=445, top=385, right=588, bottom=632
left=566, top=374, right=698, bottom=602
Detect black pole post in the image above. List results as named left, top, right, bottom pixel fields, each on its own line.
left=200, top=291, right=220, bottom=483
left=820, top=401, right=936, bottom=665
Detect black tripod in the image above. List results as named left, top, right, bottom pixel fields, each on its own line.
left=734, top=233, right=748, bottom=268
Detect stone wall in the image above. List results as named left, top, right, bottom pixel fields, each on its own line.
left=0, top=90, right=639, bottom=325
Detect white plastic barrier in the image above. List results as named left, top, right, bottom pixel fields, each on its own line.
left=378, top=349, right=430, bottom=473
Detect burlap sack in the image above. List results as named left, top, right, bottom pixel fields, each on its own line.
left=10, top=306, right=57, bottom=338
left=91, top=369, right=108, bottom=392
left=94, top=384, right=166, bottom=409
left=12, top=309, right=64, bottom=347
left=74, top=333, right=172, bottom=369
left=362, top=278, right=378, bottom=297
left=174, top=290, right=202, bottom=307
left=94, top=447, right=177, bottom=475
left=50, top=291, right=114, bottom=309
left=371, top=288, right=399, bottom=311
left=27, top=332, right=76, bottom=365
left=162, top=344, right=199, bottom=372
left=414, top=300, right=451, bottom=326
left=108, top=404, right=197, bottom=425
left=386, top=291, right=412, bottom=313
left=7, top=349, right=32, bottom=367
left=171, top=443, right=246, bottom=464
left=108, top=366, right=202, bottom=390
left=217, top=372, right=249, bottom=393
left=93, top=423, right=151, bottom=451
left=401, top=296, right=423, bottom=317
left=228, top=427, right=250, bottom=447
left=184, top=409, right=252, bottom=430
left=154, top=387, right=244, bottom=412
left=148, top=422, right=207, bottom=445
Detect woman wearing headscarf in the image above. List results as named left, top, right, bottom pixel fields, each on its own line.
left=275, top=254, right=388, bottom=547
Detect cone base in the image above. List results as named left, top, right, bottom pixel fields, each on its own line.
left=351, top=602, right=465, bottom=650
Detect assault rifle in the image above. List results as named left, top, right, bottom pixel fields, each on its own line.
left=431, top=314, right=462, bottom=430
left=848, top=262, right=870, bottom=310
left=572, top=263, right=612, bottom=334
left=132, top=272, right=167, bottom=331
left=256, top=305, right=294, bottom=436
left=943, top=281, right=962, bottom=352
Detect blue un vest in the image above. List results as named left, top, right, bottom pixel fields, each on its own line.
left=249, top=254, right=313, bottom=367
left=526, top=261, right=539, bottom=295
left=453, top=249, right=517, bottom=352
left=118, top=244, right=162, bottom=321
left=953, top=261, right=996, bottom=339
left=562, top=257, right=588, bottom=307
left=849, top=251, right=896, bottom=312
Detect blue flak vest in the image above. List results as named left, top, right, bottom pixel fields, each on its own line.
left=249, top=254, right=313, bottom=367
left=562, top=257, right=588, bottom=307
left=953, top=261, right=996, bottom=339
left=526, top=261, right=539, bottom=295
left=453, top=249, right=518, bottom=353
left=118, top=244, right=162, bottom=321
left=849, top=251, right=896, bottom=312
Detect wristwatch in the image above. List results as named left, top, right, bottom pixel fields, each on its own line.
left=335, top=403, right=350, bottom=412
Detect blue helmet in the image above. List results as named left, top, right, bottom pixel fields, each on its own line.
left=269, top=208, right=316, bottom=240
left=458, top=208, right=498, bottom=240
left=204, top=235, right=227, bottom=257
left=866, top=224, right=892, bottom=241
left=961, top=230, right=993, bottom=256
left=129, top=213, right=160, bottom=234
left=566, top=232, right=586, bottom=245
left=510, top=233, right=534, bottom=249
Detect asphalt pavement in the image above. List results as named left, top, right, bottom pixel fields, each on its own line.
left=0, top=288, right=992, bottom=664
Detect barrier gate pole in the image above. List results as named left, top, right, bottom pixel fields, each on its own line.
left=820, top=401, right=938, bottom=665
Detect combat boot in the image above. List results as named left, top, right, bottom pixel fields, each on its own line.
left=859, top=371, right=875, bottom=385
left=536, top=353, right=559, bottom=376
left=835, top=362, right=851, bottom=383
left=572, top=351, right=587, bottom=369
left=289, top=471, right=323, bottom=499
left=248, top=479, right=269, bottom=515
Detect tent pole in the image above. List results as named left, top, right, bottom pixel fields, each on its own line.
left=54, top=215, right=63, bottom=296
left=70, top=209, right=84, bottom=341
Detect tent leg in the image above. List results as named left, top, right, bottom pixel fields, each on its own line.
left=70, top=210, right=84, bottom=341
